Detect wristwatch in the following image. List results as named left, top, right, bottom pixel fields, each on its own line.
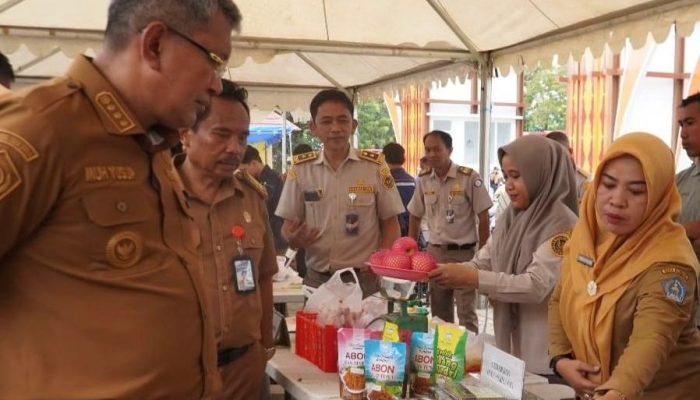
left=549, top=353, right=572, bottom=378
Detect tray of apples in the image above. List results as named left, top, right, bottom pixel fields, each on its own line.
left=365, top=237, right=437, bottom=282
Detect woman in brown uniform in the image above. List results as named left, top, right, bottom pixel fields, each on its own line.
left=549, top=132, right=700, bottom=400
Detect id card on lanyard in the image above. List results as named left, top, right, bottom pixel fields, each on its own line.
left=231, top=225, right=257, bottom=294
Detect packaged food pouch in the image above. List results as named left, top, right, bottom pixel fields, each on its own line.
left=409, top=332, right=435, bottom=397
left=432, top=323, right=467, bottom=383
left=364, top=339, right=407, bottom=400
left=337, top=328, right=369, bottom=399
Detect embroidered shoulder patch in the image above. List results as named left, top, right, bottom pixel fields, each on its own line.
left=662, top=277, right=687, bottom=304
left=359, top=150, right=382, bottom=165
left=383, top=174, right=396, bottom=190
left=0, top=150, right=22, bottom=201
left=286, top=167, right=297, bottom=181
left=550, top=233, right=570, bottom=257
left=292, top=151, right=318, bottom=165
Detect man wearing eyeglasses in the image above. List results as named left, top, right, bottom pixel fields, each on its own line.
left=0, top=1, right=240, bottom=398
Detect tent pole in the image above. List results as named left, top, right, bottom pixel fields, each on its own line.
left=281, top=110, right=288, bottom=173
left=478, top=60, right=492, bottom=179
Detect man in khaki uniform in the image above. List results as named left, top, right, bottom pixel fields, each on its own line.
left=177, top=80, right=277, bottom=399
left=546, top=131, right=589, bottom=202
left=677, top=92, right=700, bottom=329
left=276, top=89, right=404, bottom=296
left=408, top=130, right=491, bottom=333
left=0, top=1, right=242, bottom=398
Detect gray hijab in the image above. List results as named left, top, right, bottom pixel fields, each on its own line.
left=490, top=135, right=578, bottom=352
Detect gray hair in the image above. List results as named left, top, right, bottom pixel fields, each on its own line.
left=104, top=0, right=242, bottom=51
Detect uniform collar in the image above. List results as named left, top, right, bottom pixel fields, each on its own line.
left=66, top=55, right=147, bottom=137
left=692, top=158, right=700, bottom=176
left=431, top=161, right=457, bottom=180
left=315, top=146, right=358, bottom=166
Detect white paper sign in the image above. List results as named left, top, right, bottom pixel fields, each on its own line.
left=480, top=343, right=526, bottom=399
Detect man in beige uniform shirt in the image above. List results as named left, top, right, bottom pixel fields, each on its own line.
left=0, top=1, right=241, bottom=398
left=276, top=89, right=405, bottom=296
left=546, top=131, right=589, bottom=202
left=408, top=130, right=492, bottom=333
left=677, top=92, right=700, bottom=329
left=178, top=80, right=277, bottom=399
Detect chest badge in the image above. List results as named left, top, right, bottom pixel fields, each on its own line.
left=105, top=231, right=143, bottom=269
left=243, top=210, right=252, bottom=223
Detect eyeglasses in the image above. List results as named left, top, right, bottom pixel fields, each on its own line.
left=166, top=25, right=228, bottom=78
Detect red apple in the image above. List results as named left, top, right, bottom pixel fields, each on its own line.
left=383, top=251, right=412, bottom=270
left=369, top=249, right=389, bottom=266
left=391, top=237, right=418, bottom=256
left=411, top=252, right=437, bottom=272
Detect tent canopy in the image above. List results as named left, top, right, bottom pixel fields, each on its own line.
left=2, top=0, right=699, bottom=113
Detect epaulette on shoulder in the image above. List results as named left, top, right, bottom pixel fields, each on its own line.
left=234, top=170, right=268, bottom=199
left=292, top=151, right=318, bottom=165
left=358, top=150, right=382, bottom=165
left=458, top=166, right=473, bottom=176
left=418, top=168, right=432, bottom=177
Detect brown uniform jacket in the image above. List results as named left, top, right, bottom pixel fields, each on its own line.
left=182, top=165, right=278, bottom=350
left=0, top=56, right=217, bottom=398
left=550, top=263, right=700, bottom=399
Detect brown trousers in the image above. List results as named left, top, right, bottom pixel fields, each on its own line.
left=428, top=244, right=478, bottom=333
left=214, top=341, right=266, bottom=400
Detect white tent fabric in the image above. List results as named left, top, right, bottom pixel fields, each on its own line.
left=1, top=0, right=699, bottom=112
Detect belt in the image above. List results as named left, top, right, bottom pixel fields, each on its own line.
left=217, top=344, right=251, bottom=367
left=429, top=242, right=476, bottom=251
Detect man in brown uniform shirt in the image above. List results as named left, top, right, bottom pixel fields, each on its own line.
left=178, top=80, right=278, bottom=399
left=0, top=1, right=241, bottom=398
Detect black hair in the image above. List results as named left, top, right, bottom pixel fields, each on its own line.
left=0, top=52, right=14, bottom=88
left=242, top=145, right=262, bottom=164
left=193, top=79, right=248, bottom=130
left=382, top=142, right=406, bottom=165
left=292, top=143, right=313, bottom=156
left=309, top=89, right=354, bottom=120
left=423, top=130, right=452, bottom=149
left=545, top=131, right=570, bottom=148
left=680, top=92, right=700, bottom=108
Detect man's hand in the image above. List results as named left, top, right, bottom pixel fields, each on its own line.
left=555, top=358, right=599, bottom=395
left=428, top=263, right=478, bottom=289
left=282, top=219, right=321, bottom=249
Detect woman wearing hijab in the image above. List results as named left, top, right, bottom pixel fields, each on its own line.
left=429, top=135, right=578, bottom=374
left=549, top=133, right=700, bottom=400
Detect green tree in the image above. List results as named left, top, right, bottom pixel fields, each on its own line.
left=357, top=100, right=396, bottom=149
left=524, top=65, right=567, bottom=132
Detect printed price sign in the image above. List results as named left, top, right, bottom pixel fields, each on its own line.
left=480, top=343, right=525, bottom=399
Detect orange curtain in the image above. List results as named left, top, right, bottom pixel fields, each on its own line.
left=567, top=49, right=615, bottom=174
left=399, top=84, right=428, bottom=175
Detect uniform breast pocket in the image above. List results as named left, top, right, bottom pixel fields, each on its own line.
left=449, top=191, right=467, bottom=206
left=424, top=193, right=438, bottom=215
left=80, top=187, right=162, bottom=274
left=230, top=226, right=265, bottom=285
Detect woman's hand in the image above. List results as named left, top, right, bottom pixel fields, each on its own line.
left=428, top=263, right=478, bottom=289
left=555, top=358, right=599, bottom=395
